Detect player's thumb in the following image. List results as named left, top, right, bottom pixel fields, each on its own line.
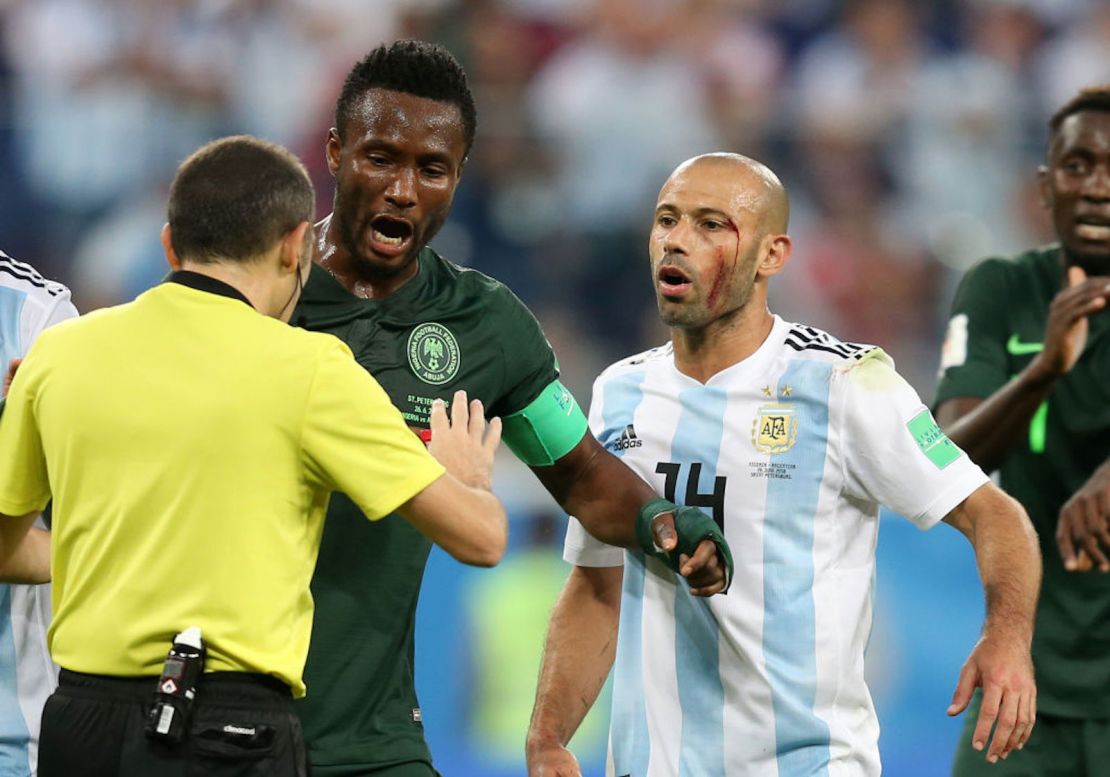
left=947, top=663, right=978, bottom=716
left=1068, top=264, right=1087, bottom=288
left=652, top=513, right=677, bottom=552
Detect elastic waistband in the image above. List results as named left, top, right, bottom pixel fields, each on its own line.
left=57, top=669, right=292, bottom=704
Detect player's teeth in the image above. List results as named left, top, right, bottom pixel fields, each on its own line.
left=1077, top=224, right=1110, bottom=241
left=373, top=229, right=404, bottom=245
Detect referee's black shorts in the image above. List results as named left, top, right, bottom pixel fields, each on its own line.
left=40, top=669, right=309, bottom=777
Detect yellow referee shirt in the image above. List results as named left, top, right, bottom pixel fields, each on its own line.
left=0, top=273, right=445, bottom=697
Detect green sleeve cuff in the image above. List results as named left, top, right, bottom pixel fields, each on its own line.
left=501, top=379, right=588, bottom=466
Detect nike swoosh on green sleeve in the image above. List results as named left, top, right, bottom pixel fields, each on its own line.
left=1006, top=334, right=1043, bottom=355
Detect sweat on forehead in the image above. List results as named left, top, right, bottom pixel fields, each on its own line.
left=664, top=153, right=789, bottom=231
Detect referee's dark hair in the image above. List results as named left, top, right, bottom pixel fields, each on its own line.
left=335, top=40, right=477, bottom=157
left=168, top=135, right=315, bottom=264
left=1048, top=85, right=1110, bottom=138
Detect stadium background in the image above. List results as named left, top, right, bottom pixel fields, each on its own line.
left=0, top=0, right=1105, bottom=773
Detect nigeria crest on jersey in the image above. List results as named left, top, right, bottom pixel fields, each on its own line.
left=752, top=403, right=798, bottom=454
left=407, top=322, right=461, bottom=385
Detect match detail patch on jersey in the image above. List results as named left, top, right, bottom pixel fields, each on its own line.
left=906, top=409, right=961, bottom=469
left=407, top=322, right=460, bottom=385
left=752, top=403, right=798, bottom=454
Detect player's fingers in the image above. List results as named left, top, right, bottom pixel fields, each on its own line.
left=468, top=398, right=486, bottom=438
left=450, top=389, right=469, bottom=429
left=1075, top=496, right=1110, bottom=571
left=429, top=398, right=449, bottom=435
left=651, top=513, right=677, bottom=552
left=684, top=551, right=722, bottom=590
left=1008, top=690, right=1034, bottom=754
left=1082, top=531, right=1109, bottom=572
left=1025, top=685, right=1037, bottom=749
left=991, top=690, right=1021, bottom=761
left=2, top=357, right=19, bottom=397
left=688, top=582, right=725, bottom=597
left=484, top=416, right=503, bottom=452
left=973, top=683, right=1003, bottom=756
left=947, top=661, right=978, bottom=716
left=681, top=539, right=717, bottom=577
left=1056, top=512, right=1079, bottom=570
left=1097, top=491, right=1110, bottom=537
left=1068, top=264, right=1087, bottom=288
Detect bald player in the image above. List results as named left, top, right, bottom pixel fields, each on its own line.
left=526, top=153, right=1041, bottom=777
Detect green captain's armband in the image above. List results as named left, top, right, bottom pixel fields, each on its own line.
left=501, top=379, right=588, bottom=466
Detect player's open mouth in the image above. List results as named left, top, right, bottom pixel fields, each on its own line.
left=1076, top=214, right=1110, bottom=243
left=368, top=215, right=414, bottom=257
left=658, top=265, right=693, bottom=297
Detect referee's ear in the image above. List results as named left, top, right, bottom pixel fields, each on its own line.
left=161, top=224, right=183, bottom=271
left=280, top=221, right=312, bottom=274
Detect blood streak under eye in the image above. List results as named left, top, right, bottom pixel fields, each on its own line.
left=706, top=218, right=742, bottom=309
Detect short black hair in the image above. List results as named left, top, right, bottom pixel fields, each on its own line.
left=168, top=136, right=314, bottom=264
left=335, top=40, right=477, bottom=156
left=1049, top=85, right=1110, bottom=137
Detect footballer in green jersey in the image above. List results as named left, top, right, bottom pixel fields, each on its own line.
left=291, top=41, right=732, bottom=776
left=937, top=86, right=1110, bottom=776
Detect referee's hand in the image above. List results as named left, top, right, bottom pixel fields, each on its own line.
left=427, top=389, right=502, bottom=491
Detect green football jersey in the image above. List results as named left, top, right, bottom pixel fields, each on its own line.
left=935, top=245, right=1110, bottom=719
left=291, top=249, right=562, bottom=770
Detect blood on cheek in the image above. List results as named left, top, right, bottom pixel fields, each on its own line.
left=705, top=218, right=742, bottom=310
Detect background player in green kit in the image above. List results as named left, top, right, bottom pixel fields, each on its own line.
left=291, top=41, right=732, bottom=777
left=936, top=85, right=1110, bottom=775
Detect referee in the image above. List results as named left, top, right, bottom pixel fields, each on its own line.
left=0, top=135, right=507, bottom=777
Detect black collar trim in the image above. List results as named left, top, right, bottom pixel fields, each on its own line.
left=166, top=270, right=254, bottom=309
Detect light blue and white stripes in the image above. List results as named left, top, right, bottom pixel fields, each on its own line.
left=763, top=359, right=833, bottom=776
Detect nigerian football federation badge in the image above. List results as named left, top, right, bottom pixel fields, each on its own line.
left=407, top=323, right=461, bottom=385
left=752, top=403, right=798, bottom=454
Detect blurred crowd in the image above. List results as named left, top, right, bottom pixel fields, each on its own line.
left=2, top=0, right=1109, bottom=397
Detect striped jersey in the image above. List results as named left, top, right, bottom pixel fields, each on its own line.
left=565, top=315, right=988, bottom=777
left=0, top=252, right=77, bottom=777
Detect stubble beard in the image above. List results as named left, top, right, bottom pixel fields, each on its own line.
left=657, top=266, right=757, bottom=334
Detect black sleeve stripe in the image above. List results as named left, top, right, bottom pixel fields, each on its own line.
left=785, top=325, right=875, bottom=361
left=0, top=253, right=64, bottom=297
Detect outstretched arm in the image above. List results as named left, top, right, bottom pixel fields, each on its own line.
left=943, top=482, right=1040, bottom=764
left=531, top=434, right=726, bottom=595
left=526, top=564, right=622, bottom=777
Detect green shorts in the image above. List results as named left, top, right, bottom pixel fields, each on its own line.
left=952, top=691, right=1110, bottom=776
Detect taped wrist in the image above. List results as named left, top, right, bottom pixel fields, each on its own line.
left=635, top=498, right=734, bottom=593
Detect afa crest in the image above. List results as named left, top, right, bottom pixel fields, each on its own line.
left=752, top=403, right=798, bottom=454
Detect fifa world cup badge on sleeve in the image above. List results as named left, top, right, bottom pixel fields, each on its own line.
left=907, top=409, right=962, bottom=469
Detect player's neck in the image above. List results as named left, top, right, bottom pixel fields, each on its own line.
left=671, top=304, right=775, bottom=384
left=315, top=213, right=420, bottom=300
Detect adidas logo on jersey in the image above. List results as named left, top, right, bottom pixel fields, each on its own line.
left=611, top=423, right=643, bottom=451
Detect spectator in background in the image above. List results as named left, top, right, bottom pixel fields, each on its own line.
left=0, top=252, right=77, bottom=777
left=902, top=0, right=1044, bottom=266
left=528, top=0, right=722, bottom=351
